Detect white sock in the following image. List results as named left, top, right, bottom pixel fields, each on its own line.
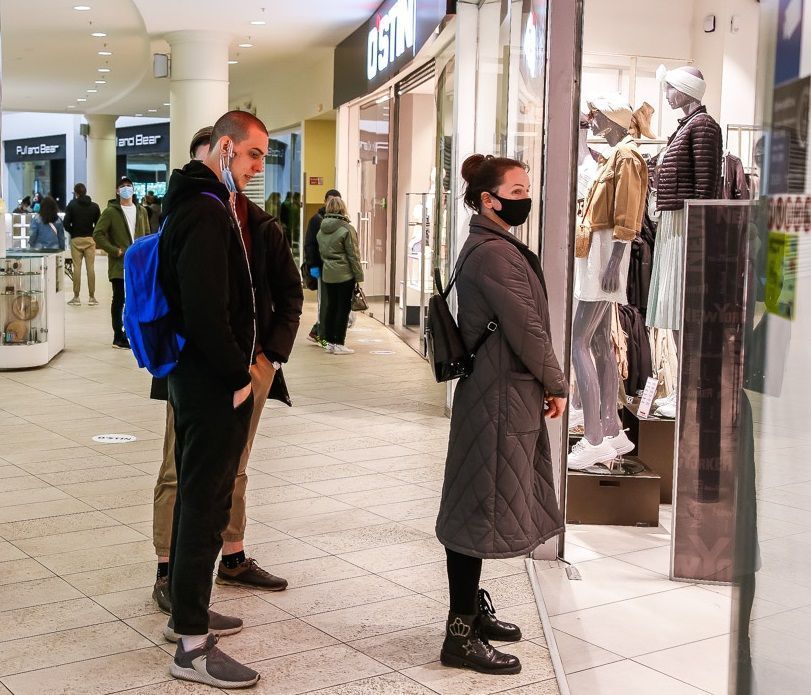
left=180, top=634, right=208, bottom=651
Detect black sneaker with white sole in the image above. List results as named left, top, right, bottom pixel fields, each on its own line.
left=170, top=634, right=259, bottom=689
left=164, top=609, right=243, bottom=643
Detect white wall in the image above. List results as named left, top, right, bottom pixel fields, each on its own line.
left=233, top=50, right=335, bottom=133
left=583, top=0, right=693, bottom=61
left=583, top=0, right=761, bottom=143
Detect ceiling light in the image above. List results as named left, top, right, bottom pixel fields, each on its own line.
left=73, top=5, right=91, bottom=10
left=98, top=51, right=112, bottom=56
left=86, top=89, right=98, bottom=93
left=135, top=113, right=143, bottom=117
left=91, top=32, right=106, bottom=37
left=163, top=102, right=170, bottom=106
left=67, top=105, right=77, bottom=109
left=250, top=20, right=266, bottom=25
left=98, top=68, right=111, bottom=73
left=95, top=80, right=106, bottom=84
left=147, top=108, right=157, bottom=112
left=77, top=98, right=87, bottom=102
left=239, top=43, right=254, bottom=48
left=228, top=60, right=239, bottom=65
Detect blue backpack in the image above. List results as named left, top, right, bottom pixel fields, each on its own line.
left=123, top=215, right=185, bottom=377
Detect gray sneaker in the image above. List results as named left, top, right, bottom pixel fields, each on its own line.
left=164, top=609, right=244, bottom=643
left=170, top=634, right=259, bottom=688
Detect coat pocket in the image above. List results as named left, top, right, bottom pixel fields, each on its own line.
left=506, top=372, right=543, bottom=435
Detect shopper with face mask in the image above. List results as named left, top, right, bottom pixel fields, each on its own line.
left=434, top=154, right=568, bottom=676
left=93, top=176, right=150, bottom=348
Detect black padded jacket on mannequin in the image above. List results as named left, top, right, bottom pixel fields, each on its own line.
left=655, top=106, right=722, bottom=211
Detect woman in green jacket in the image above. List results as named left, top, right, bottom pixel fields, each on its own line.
left=92, top=176, right=150, bottom=348
left=316, top=196, right=364, bottom=354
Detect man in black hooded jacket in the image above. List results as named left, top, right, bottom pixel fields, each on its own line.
left=157, top=111, right=302, bottom=689
left=63, top=183, right=101, bottom=305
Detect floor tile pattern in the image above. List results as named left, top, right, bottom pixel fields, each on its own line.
left=0, top=270, right=556, bottom=695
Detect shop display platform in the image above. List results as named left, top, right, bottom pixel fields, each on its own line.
left=622, top=403, right=676, bottom=504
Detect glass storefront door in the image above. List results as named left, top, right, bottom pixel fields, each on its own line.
left=358, top=97, right=392, bottom=322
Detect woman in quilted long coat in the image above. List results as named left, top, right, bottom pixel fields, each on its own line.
left=436, top=155, right=568, bottom=675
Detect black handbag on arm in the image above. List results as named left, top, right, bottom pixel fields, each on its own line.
left=425, top=240, right=498, bottom=383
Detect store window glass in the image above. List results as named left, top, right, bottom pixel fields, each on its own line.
left=265, top=129, right=302, bottom=255
left=434, top=57, right=455, bottom=288
left=495, top=0, right=548, bottom=251
left=125, top=154, right=169, bottom=201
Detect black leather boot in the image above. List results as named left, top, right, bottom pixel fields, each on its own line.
left=478, top=588, right=522, bottom=642
left=440, top=612, right=521, bottom=675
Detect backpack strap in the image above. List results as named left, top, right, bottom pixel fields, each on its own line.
left=436, top=238, right=498, bottom=299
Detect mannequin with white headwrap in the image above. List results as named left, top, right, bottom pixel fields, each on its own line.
left=646, top=66, right=722, bottom=415
left=568, top=96, right=650, bottom=470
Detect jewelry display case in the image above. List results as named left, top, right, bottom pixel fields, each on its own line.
left=0, top=251, right=65, bottom=368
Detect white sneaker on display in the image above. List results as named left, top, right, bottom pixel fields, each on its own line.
left=331, top=344, right=355, bottom=355
left=604, top=429, right=635, bottom=456
left=654, top=390, right=677, bottom=408
left=567, top=438, right=617, bottom=471
left=655, top=402, right=677, bottom=419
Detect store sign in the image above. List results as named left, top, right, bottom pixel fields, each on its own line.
left=115, top=123, right=170, bottom=155
left=367, top=0, right=417, bottom=81
left=4, top=134, right=66, bottom=162
left=334, top=0, right=455, bottom=107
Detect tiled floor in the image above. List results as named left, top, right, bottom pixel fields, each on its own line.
left=0, top=264, right=558, bottom=695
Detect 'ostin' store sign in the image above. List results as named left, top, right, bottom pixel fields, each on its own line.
left=367, top=0, right=417, bottom=81
left=334, top=0, right=455, bottom=107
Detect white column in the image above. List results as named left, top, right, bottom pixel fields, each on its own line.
left=166, top=31, right=231, bottom=171
left=85, top=114, right=118, bottom=203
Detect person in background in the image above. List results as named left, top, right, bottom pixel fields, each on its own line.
left=280, top=191, right=293, bottom=246
left=63, top=182, right=101, bottom=306
left=316, top=196, right=363, bottom=355
left=434, top=154, right=567, bottom=676
left=144, top=191, right=162, bottom=233
left=28, top=195, right=65, bottom=251
left=151, top=124, right=301, bottom=617
left=13, top=196, right=32, bottom=214
left=304, top=188, right=341, bottom=344
left=92, top=176, right=150, bottom=349
left=264, top=191, right=281, bottom=218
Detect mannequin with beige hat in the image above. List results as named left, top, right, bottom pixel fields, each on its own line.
left=568, top=95, right=652, bottom=470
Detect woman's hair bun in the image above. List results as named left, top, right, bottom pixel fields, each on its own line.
left=461, top=154, right=488, bottom=184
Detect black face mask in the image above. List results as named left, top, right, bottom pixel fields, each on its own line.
left=490, top=193, right=532, bottom=227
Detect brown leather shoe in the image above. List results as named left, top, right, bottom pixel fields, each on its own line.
left=215, top=557, right=288, bottom=591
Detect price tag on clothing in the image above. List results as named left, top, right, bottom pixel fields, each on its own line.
left=636, top=377, right=659, bottom=419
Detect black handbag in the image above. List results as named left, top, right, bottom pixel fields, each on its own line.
left=425, top=240, right=498, bottom=383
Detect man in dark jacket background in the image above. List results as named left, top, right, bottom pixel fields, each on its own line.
left=158, top=110, right=301, bottom=688
left=63, top=183, right=100, bottom=306
left=304, top=188, right=340, bottom=342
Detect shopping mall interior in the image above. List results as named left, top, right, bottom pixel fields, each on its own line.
left=1, top=1, right=811, bottom=694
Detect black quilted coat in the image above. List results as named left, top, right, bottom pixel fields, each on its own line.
left=655, top=106, right=722, bottom=211
left=436, top=216, right=567, bottom=559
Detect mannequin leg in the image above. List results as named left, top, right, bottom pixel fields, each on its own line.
left=591, top=309, right=621, bottom=438
left=571, top=301, right=611, bottom=445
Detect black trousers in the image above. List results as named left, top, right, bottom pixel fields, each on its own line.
left=322, top=279, right=355, bottom=345
left=167, top=356, right=252, bottom=635
left=445, top=546, right=482, bottom=615
left=111, top=278, right=125, bottom=340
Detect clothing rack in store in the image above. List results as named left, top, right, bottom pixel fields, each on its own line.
left=725, top=124, right=763, bottom=173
